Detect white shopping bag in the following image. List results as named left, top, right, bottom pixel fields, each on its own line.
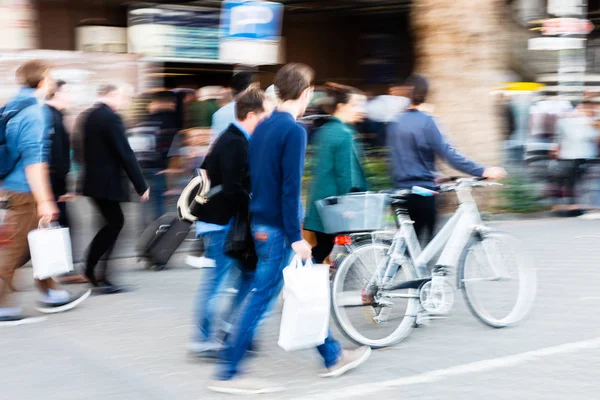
left=27, top=222, right=74, bottom=280
left=278, top=255, right=330, bottom=351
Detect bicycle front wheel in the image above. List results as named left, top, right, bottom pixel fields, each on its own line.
left=459, top=232, right=537, bottom=328
left=331, top=242, right=420, bottom=348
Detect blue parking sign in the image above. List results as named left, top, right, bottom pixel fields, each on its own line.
left=221, top=0, right=283, bottom=40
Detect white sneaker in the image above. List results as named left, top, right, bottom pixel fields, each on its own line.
left=207, top=377, right=284, bottom=395
left=580, top=212, right=600, bottom=220
left=36, top=289, right=92, bottom=314
left=319, top=346, right=372, bottom=378
left=186, top=256, right=215, bottom=269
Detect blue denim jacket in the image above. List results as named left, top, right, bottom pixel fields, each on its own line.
left=1, top=87, right=50, bottom=193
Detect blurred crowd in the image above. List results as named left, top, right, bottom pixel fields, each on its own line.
left=501, top=92, right=600, bottom=210
left=0, top=57, right=508, bottom=395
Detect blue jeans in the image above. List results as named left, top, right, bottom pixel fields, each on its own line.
left=217, top=224, right=342, bottom=380
left=194, top=229, right=255, bottom=344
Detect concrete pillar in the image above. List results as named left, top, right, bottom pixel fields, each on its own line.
left=411, top=0, right=508, bottom=169
left=0, top=0, right=38, bottom=50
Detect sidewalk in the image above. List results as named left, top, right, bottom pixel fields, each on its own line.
left=2, top=218, right=599, bottom=399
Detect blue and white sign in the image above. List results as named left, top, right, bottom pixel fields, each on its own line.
left=221, top=0, right=283, bottom=40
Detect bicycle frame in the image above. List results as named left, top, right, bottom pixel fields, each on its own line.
left=377, top=185, right=487, bottom=288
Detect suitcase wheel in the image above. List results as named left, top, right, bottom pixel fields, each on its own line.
left=153, top=264, right=167, bottom=271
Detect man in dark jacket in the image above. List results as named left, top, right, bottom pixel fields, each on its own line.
left=82, top=83, right=149, bottom=294
left=45, top=80, right=88, bottom=284
left=190, top=88, right=269, bottom=358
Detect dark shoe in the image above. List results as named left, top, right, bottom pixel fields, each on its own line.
left=35, top=289, right=92, bottom=314
left=85, top=269, right=100, bottom=288
left=189, top=349, right=219, bottom=361
left=221, top=331, right=259, bottom=356
left=98, top=284, right=132, bottom=295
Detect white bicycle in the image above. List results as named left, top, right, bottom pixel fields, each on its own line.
left=331, top=178, right=538, bottom=348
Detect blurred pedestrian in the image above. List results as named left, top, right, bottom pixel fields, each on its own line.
left=189, top=88, right=270, bottom=358
left=211, top=71, right=253, bottom=143
left=208, top=63, right=371, bottom=395
left=0, top=60, right=90, bottom=324
left=45, top=79, right=88, bottom=284
left=142, top=91, right=179, bottom=221
left=304, top=83, right=368, bottom=263
left=555, top=101, right=599, bottom=205
left=187, top=86, right=221, bottom=129
left=81, top=83, right=149, bottom=294
left=386, top=75, right=507, bottom=243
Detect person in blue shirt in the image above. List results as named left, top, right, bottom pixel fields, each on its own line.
left=208, top=63, right=371, bottom=395
left=211, top=71, right=253, bottom=144
left=0, top=61, right=90, bottom=324
left=387, top=75, right=507, bottom=242
left=189, top=88, right=271, bottom=358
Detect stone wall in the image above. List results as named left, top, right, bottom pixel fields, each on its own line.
left=411, top=0, right=508, bottom=171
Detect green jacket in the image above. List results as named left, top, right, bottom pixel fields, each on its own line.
left=304, top=117, right=368, bottom=233
left=186, top=99, right=219, bottom=128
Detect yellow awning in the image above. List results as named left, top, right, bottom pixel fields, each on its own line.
left=502, top=82, right=545, bottom=91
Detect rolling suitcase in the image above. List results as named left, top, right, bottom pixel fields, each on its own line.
left=136, top=213, right=191, bottom=270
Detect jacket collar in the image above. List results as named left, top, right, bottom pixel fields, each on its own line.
left=17, top=87, right=39, bottom=99
left=227, top=123, right=249, bottom=141
left=46, top=104, right=64, bottom=116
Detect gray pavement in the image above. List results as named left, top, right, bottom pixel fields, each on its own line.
left=1, top=218, right=599, bottom=400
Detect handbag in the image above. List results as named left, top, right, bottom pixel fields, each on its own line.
left=278, top=256, right=330, bottom=351
left=27, top=221, right=74, bottom=280
left=176, top=168, right=222, bottom=222
left=224, top=207, right=257, bottom=271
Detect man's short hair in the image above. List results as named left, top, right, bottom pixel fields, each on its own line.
left=97, top=83, right=119, bottom=97
left=274, top=63, right=314, bottom=102
left=152, top=90, right=176, bottom=104
left=236, top=87, right=266, bottom=121
left=405, top=75, right=429, bottom=106
left=17, top=60, right=50, bottom=89
left=46, top=80, right=67, bottom=100
left=231, top=72, right=253, bottom=96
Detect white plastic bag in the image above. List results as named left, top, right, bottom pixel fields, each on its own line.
left=27, top=222, right=73, bottom=280
left=278, top=255, right=330, bottom=351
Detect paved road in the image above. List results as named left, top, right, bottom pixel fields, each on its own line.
left=1, top=218, right=598, bottom=400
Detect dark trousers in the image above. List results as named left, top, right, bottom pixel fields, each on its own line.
left=560, top=159, right=587, bottom=204
left=50, top=174, right=69, bottom=228
left=406, top=194, right=437, bottom=244
left=310, top=231, right=335, bottom=264
left=86, top=199, right=124, bottom=282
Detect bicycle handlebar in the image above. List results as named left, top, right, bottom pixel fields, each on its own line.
left=380, top=177, right=501, bottom=198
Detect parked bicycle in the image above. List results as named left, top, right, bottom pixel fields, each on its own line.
left=322, top=178, right=537, bottom=348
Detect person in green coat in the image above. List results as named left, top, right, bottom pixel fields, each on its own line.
left=304, top=83, right=368, bottom=263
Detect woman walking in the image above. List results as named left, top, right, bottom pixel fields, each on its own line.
left=304, top=83, right=368, bottom=263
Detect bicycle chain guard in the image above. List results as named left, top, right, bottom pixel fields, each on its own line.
left=419, top=278, right=455, bottom=314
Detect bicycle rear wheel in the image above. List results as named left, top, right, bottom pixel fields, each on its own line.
left=459, top=232, right=537, bottom=328
left=331, top=242, right=420, bottom=348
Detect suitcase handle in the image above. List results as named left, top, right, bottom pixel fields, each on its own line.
left=156, top=224, right=171, bottom=234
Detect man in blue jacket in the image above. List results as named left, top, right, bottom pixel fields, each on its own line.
left=387, top=75, right=506, bottom=242
left=0, top=61, right=90, bottom=325
left=208, top=64, right=371, bottom=395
